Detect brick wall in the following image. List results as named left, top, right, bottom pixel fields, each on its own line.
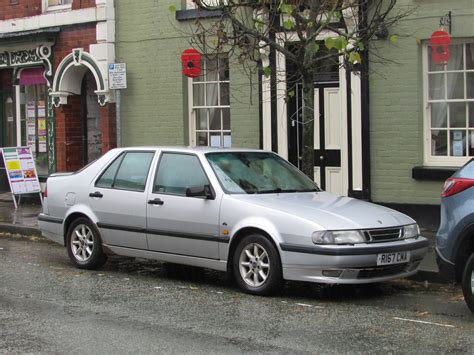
left=0, top=0, right=42, bottom=20
left=0, top=0, right=96, bottom=20
left=56, top=95, right=83, bottom=172
left=52, top=22, right=97, bottom=171
left=52, top=23, right=96, bottom=70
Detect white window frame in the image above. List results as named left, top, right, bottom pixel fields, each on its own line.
left=43, top=0, right=72, bottom=13
left=423, top=39, right=474, bottom=167
left=188, top=56, right=231, bottom=147
left=185, top=0, right=226, bottom=9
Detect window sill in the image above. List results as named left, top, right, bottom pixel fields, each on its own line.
left=44, top=4, right=72, bottom=13
left=412, top=166, right=457, bottom=181
left=176, top=9, right=222, bottom=21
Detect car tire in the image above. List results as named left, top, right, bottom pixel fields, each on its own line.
left=233, top=234, right=282, bottom=296
left=461, top=254, right=474, bottom=313
left=66, top=217, right=107, bottom=270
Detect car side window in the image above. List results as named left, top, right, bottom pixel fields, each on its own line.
left=154, top=153, right=210, bottom=196
left=96, top=154, right=124, bottom=188
left=96, top=152, right=154, bottom=192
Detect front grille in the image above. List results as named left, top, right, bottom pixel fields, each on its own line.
left=356, top=260, right=422, bottom=279
left=364, top=228, right=402, bottom=242
left=357, top=264, right=408, bottom=279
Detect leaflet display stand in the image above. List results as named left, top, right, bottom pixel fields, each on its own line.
left=0, top=147, right=43, bottom=209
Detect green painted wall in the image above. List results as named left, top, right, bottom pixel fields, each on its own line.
left=115, top=0, right=260, bottom=148
left=369, top=0, right=474, bottom=205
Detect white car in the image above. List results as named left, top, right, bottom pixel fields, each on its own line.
left=39, top=147, right=429, bottom=295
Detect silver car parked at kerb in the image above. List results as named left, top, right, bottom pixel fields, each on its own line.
left=39, top=147, right=429, bottom=295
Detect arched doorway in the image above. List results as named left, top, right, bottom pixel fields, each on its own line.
left=50, top=49, right=115, bottom=172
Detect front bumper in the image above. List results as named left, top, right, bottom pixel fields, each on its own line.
left=280, top=237, right=429, bottom=284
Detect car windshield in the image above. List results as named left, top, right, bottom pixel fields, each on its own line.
left=206, top=151, right=319, bottom=194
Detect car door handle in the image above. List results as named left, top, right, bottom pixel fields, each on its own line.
left=148, top=198, right=164, bottom=206
left=89, top=192, right=103, bottom=198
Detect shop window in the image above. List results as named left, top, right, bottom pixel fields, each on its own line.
left=44, top=0, right=72, bottom=12
left=425, top=41, right=474, bottom=166
left=19, top=84, right=49, bottom=176
left=189, top=56, right=231, bottom=147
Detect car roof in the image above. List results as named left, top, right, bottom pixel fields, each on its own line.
left=113, top=146, right=270, bottom=155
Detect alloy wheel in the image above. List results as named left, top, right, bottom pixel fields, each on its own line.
left=70, top=224, right=94, bottom=262
left=239, top=243, right=270, bottom=287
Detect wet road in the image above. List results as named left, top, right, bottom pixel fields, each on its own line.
left=1, top=234, right=473, bottom=354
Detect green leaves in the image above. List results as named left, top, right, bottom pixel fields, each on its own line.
left=168, top=4, right=176, bottom=13
left=279, top=3, right=295, bottom=15
left=348, top=52, right=362, bottom=64
left=390, top=35, right=398, bottom=44
left=324, top=36, right=348, bottom=51
left=262, top=66, right=272, bottom=78
left=283, top=19, right=295, bottom=30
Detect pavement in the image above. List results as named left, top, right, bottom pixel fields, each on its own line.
left=0, top=192, right=444, bottom=284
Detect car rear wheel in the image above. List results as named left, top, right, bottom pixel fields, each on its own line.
left=462, top=254, right=474, bottom=313
left=233, top=234, right=282, bottom=296
left=66, top=217, right=107, bottom=270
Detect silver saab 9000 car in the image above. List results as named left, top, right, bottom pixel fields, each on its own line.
left=39, top=147, right=429, bottom=295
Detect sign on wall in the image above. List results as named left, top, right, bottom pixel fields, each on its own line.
left=108, top=63, right=127, bottom=90
left=0, top=147, right=42, bottom=208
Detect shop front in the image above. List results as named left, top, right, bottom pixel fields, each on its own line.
left=0, top=32, right=56, bottom=179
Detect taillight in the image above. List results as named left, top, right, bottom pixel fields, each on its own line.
left=43, top=185, right=47, bottom=198
left=442, top=177, right=474, bottom=197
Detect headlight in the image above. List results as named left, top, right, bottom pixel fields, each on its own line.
left=404, top=224, right=420, bottom=239
left=312, top=230, right=365, bottom=245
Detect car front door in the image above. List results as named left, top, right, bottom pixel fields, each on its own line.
left=88, top=150, right=155, bottom=249
left=146, top=152, right=220, bottom=259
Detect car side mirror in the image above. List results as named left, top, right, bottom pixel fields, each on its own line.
left=186, top=184, right=214, bottom=199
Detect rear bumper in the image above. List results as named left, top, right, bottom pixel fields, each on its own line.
left=280, top=237, right=429, bottom=284
left=38, top=213, right=64, bottom=245
left=435, top=247, right=456, bottom=282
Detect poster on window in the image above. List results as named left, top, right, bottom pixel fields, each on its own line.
left=37, top=101, right=46, bottom=118
left=1, top=147, right=41, bottom=195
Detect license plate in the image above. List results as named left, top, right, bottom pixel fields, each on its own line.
left=376, top=251, right=410, bottom=266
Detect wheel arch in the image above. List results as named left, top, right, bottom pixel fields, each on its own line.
left=226, top=226, right=282, bottom=275
left=454, top=224, right=474, bottom=281
left=63, top=206, right=99, bottom=246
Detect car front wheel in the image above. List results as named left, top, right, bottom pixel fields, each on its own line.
left=462, top=254, right=474, bottom=313
left=233, top=234, right=282, bottom=296
left=66, top=218, right=107, bottom=270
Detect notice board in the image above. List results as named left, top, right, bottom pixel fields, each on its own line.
left=0, top=147, right=41, bottom=195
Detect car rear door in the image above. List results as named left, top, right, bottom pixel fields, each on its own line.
left=88, top=150, right=155, bottom=249
left=146, top=151, right=220, bottom=259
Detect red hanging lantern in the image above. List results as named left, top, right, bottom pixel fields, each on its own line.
left=181, top=49, right=202, bottom=78
left=430, top=30, right=451, bottom=65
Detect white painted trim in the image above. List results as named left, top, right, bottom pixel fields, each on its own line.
left=262, top=75, right=272, bottom=151
left=0, top=7, right=106, bottom=33
left=351, top=72, right=363, bottom=191
left=188, top=77, right=195, bottom=146
left=15, top=85, right=21, bottom=146
left=276, top=48, right=288, bottom=159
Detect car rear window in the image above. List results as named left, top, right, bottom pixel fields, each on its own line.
left=453, top=159, right=474, bottom=179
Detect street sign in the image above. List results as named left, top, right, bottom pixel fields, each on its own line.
left=108, top=63, right=127, bottom=90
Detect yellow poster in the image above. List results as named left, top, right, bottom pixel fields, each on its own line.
left=7, top=160, right=21, bottom=171
left=38, top=119, right=46, bottom=136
